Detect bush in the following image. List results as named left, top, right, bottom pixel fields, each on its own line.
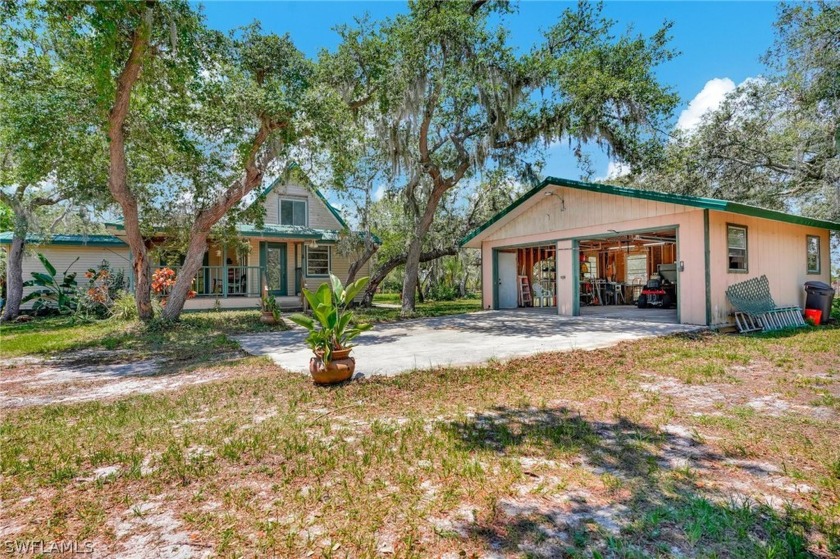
left=111, top=291, right=138, bottom=321
left=428, top=283, right=458, bottom=301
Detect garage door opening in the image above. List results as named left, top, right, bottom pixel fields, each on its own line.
left=495, top=245, right=557, bottom=309
left=577, top=229, right=679, bottom=324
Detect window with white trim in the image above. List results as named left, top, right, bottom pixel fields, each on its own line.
left=306, top=246, right=330, bottom=277
left=280, top=199, right=307, bottom=226
left=806, top=235, right=820, bottom=274
left=626, top=253, right=648, bottom=283
left=727, top=224, right=748, bottom=272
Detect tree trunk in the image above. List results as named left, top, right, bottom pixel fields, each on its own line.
left=400, top=185, right=447, bottom=316
left=1, top=229, right=26, bottom=322
left=346, top=238, right=378, bottom=284
left=160, top=231, right=209, bottom=320
left=363, top=245, right=459, bottom=307
left=106, top=6, right=155, bottom=320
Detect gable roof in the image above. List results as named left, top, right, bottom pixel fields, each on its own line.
left=461, top=176, right=840, bottom=246
left=252, top=164, right=350, bottom=230
left=0, top=232, right=127, bottom=246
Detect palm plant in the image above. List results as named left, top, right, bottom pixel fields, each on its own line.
left=22, top=253, right=80, bottom=314
left=289, top=274, right=372, bottom=363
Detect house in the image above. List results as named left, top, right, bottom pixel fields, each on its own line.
left=461, top=177, right=839, bottom=327
left=2, top=175, right=374, bottom=311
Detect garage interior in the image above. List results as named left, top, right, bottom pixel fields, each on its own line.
left=497, top=229, right=680, bottom=324
left=578, top=229, right=678, bottom=322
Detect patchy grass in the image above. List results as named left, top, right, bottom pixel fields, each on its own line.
left=0, top=310, right=285, bottom=360
left=2, top=326, right=839, bottom=557
left=358, top=298, right=482, bottom=322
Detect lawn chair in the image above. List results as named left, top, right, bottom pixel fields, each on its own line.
left=725, top=275, right=805, bottom=333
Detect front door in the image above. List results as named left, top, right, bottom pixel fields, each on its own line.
left=262, top=242, right=288, bottom=296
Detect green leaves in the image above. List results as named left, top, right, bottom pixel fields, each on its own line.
left=290, top=275, right=372, bottom=363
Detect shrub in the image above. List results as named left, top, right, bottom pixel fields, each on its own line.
left=428, top=283, right=458, bottom=301
left=111, top=291, right=139, bottom=321
left=22, top=253, right=79, bottom=314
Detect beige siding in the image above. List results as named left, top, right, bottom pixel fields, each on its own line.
left=302, top=246, right=372, bottom=302
left=707, top=211, right=831, bottom=326
left=262, top=181, right=343, bottom=230
left=17, top=245, right=131, bottom=309
left=479, top=197, right=709, bottom=325
left=484, top=186, right=695, bottom=243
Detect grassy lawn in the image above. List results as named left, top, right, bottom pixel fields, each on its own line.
left=0, top=298, right=482, bottom=360
left=1, top=318, right=838, bottom=557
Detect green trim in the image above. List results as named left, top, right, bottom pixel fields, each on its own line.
left=460, top=176, right=840, bottom=246
left=491, top=249, right=500, bottom=310
left=251, top=163, right=350, bottom=230
left=806, top=234, right=821, bottom=275
left=0, top=232, right=127, bottom=246
left=572, top=240, right=580, bottom=316
left=703, top=210, right=712, bottom=327
left=260, top=242, right=288, bottom=296
left=726, top=223, right=749, bottom=273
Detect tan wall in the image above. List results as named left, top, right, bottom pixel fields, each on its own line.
left=16, top=245, right=131, bottom=309
left=708, top=211, right=831, bottom=326
left=478, top=187, right=708, bottom=325
left=484, top=186, right=696, bottom=242
left=262, top=181, right=343, bottom=230
left=302, top=246, right=372, bottom=302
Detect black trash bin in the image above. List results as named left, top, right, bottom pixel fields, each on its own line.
left=804, top=281, right=835, bottom=325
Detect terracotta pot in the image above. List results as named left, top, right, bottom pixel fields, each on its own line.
left=260, top=311, right=277, bottom=325
left=309, top=354, right=355, bottom=385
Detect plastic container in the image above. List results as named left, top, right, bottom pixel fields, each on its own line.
left=804, top=308, right=822, bottom=325
left=804, top=281, right=835, bottom=325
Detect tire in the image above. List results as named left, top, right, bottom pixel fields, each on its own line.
left=662, top=295, right=673, bottom=309
left=637, top=294, right=648, bottom=309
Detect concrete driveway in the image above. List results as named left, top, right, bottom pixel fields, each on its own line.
left=235, top=310, right=703, bottom=377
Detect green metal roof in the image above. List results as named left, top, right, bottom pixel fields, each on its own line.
left=460, top=176, right=840, bottom=246
left=0, top=232, right=127, bottom=247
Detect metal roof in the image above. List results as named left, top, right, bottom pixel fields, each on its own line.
left=461, top=176, right=840, bottom=246
left=0, top=232, right=127, bottom=246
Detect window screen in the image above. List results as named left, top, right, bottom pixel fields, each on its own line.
left=806, top=235, right=820, bottom=274
left=280, top=199, right=307, bottom=226
left=626, top=254, right=648, bottom=283
left=306, top=246, right=330, bottom=276
left=727, top=225, right=748, bottom=272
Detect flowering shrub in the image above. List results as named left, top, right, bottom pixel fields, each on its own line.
left=152, top=267, right=196, bottom=307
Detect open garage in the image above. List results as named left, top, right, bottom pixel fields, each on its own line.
left=462, top=177, right=837, bottom=327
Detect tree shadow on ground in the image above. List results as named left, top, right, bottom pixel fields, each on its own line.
left=441, top=406, right=827, bottom=558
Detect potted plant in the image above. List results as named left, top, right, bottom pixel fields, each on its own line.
left=260, top=289, right=282, bottom=325
left=289, top=274, right=372, bottom=385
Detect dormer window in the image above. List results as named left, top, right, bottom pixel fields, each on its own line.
left=280, top=198, right=307, bottom=226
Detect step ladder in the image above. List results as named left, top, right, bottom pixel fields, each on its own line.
left=517, top=275, right=532, bottom=307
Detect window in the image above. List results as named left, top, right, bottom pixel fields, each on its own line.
left=727, top=224, right=748, bottom=272
left=280, top=199, right=307, bottom=226
left=626, top=253, right=648, bottom=284
left=306, top=246, right=330, bottom=276
left=806, top=235, right=821, bottom=274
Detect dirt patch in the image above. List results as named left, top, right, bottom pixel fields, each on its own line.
left=0, top=350, right=260, bottom=407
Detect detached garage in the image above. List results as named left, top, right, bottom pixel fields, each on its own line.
left=461, top=177, right=839, bottom=327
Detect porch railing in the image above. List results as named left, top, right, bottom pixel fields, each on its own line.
left=154, top=265, right=265, bottom=298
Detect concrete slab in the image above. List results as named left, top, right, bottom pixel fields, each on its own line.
left=235, top=310, right=704, bottom=378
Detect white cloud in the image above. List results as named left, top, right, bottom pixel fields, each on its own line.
left=676, top=77, right=736, bottom=133
left=595, top=160, right=631, bottom=182
left=372, top=184, right=387, bottom=202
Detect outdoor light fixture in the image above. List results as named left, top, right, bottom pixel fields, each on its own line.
left=308, top=240, right=319, bottom=248
left=543, top=190, right=566, bottom=211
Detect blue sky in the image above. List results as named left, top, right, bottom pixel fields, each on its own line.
left=199, top=0, right=779, bottom=181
